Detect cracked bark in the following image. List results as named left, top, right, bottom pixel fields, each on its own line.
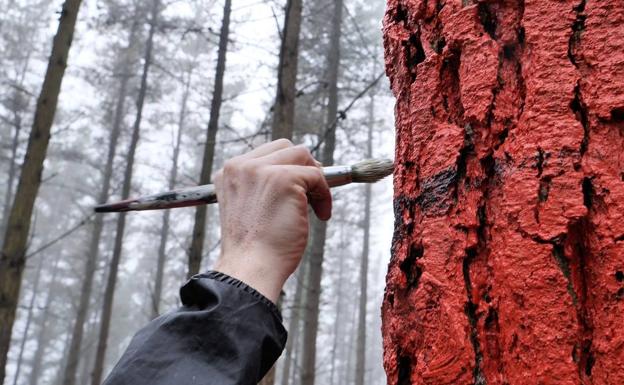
left=382, top=0, right=623, bottom=384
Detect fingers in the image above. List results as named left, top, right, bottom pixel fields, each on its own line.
left=278, top=165, right=332, bottom=221
left=256, top=145, right=317, bottom=167
left=239, top=138, right=294, bottom=160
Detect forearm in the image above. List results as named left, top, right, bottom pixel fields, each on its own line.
left=103, top=272, right=287, bottom=385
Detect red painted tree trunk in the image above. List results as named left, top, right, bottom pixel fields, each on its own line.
left=382, top=1, right=624, bottom=384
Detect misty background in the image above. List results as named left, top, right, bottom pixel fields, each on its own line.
left=0, top=0, right=395, bottom=384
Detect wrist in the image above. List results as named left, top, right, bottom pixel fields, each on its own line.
left=213, top=255, right=286, bottom=304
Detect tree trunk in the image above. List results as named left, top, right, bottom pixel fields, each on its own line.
left=329, top=233, right=346, bottom=385
left=0, top=1, right=82, bottom=381
left=271, top=0, right=303, bottom=141
left=354, top=91, right=375, bottom=385
left=1, top=99, right=23, bottom=247
left=11, top=256, right=44, bottom=385
left=382, top=1, right=624, bottom=384
left=279, top=259, right=307, bottom=385
left=62, top=21, right=137, bottom=385
left=91, top=2, right=159, bottom=383
left=29, top=255, right=61, bottom=385
left=259, top=3, right=305, bottom=383
left=152, top=70, right=192, bottom=318
left=187, top=0, right=231, bottom=277
left=300, top=0, right=343, bottom=383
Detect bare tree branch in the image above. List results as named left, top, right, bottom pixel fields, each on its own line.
left=26, top=215, right=93, bottom=259
left=310, top=71, right=384, bottom=154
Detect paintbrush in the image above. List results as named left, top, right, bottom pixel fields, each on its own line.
left=94, top=159, right=394, bottom=213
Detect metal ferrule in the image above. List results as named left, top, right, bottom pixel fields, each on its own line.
left=323, top=165, right=353, bottom=188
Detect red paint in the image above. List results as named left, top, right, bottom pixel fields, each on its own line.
left=382, top=1, right=624, bottom=384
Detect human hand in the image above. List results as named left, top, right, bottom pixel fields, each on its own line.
left=212, top=139, right=332, bottom=303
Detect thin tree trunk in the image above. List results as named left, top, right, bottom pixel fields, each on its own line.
left=152, top=70, right=192, bottom=319
left=1, top=104, right=23, bottom=246
left=300, top=1, right=343, bottom=384
left=280, top=260, right=307, bottom=385
left=12, top=256, right=44, bottom=385
left=187, top=0, right=232, bottom=277
left=354, top=91, right=375, bottom=385
left=78, top=273, right=105, bottom=385
left=62, top=21, right=138, bottom=385
left=329, top=235, right=346, bottom=385
left=344, top=297, right=358, bottom=385
left=0, top=1, right=83, bottom=381
left=260, top=2, right=304, bottom=382
left=91, top=2, right=159, bottom=383
left=29, top=254, right=61, bottom=385
left=271, top=0, right=303, bottom=141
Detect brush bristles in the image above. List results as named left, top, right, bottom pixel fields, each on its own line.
left=351, top=159, right=394, bottom=183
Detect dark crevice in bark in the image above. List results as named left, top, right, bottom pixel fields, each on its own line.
left=539, top=216, right=595, bottom=379
left=538, top=177, right=552, bottom=203
left=515, top=55, right=526, bottom=121
left=462, top=154, right=496, bottom=385
left=534, top=147, right=551, bottom=221
left=397, top=353, right=412, bottom=385
left=440, top=47, right=463, bottom=124
left=494, top=125, right=509, bottom=150
left=394, top=4, right=408, bottom=25
left=431, top=36, right=446, bottom=54
left=392, top=196, right=418, bottom=247
left=416, top=169, right=457, bottom=215
left=611, top=107, right=624, bottom=122
left=567, top=0, right=587, bottom=68
left=463, top=248, right=487, bottom=385
left=536, top=147, right=545, bottom=177
left=477, top=2, right=497, bottom=40
left=399, top=243, right=424, bottom=289
left=428, top=1, right=447, bottom=55
left=552, top=242, right=579, bottom=305
left=570, top=82, right=590, bottom=156
left=582, top=177, right=594, bottom=210
left=454, top=124, right=474, bottom=203
left=570, top=220, right=594, bottom=379
left=485, top=51, right=504, bottom=129
left=405, top=29, right=427, bottom=82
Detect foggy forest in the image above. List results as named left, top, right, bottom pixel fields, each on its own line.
left=0, top=0, right=395, bottom=384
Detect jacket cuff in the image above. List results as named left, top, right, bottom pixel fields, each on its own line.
left=181, top=270, right=283, bottom=321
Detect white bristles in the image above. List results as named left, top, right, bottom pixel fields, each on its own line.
left=351, top=159, right=394, bottom=183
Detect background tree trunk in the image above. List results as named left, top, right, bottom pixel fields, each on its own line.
left=382, top=1, right=624, bottom=384
left=187, top=0, right=231, bottom=277
left=29, top=255, right=61, bottom=385
left=11, top=255, right=44, bottom=385
left=91, top=1, right=159, bottom=383
left=0, top=91, right=23, bottom=246
left=354, top=91, right=374, bottom=385
left=329, top=232, right=346, bottom=385
left=279, top=259, right=307, bottom=385
left=0, top=0, right=83, bottom=381
left=62, top=20, right=138, bottom=385
left=261, top=2, right=304, bottom=383
left=152, top=69, right=191, bottom=318
left=300, top=0, right=343, bottom=384
left=270, top=0, right=303, bottom=141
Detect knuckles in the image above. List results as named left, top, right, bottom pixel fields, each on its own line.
left=292, top=146, right=313, bottom=164
left=274, top=138, right=294, bottom=148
